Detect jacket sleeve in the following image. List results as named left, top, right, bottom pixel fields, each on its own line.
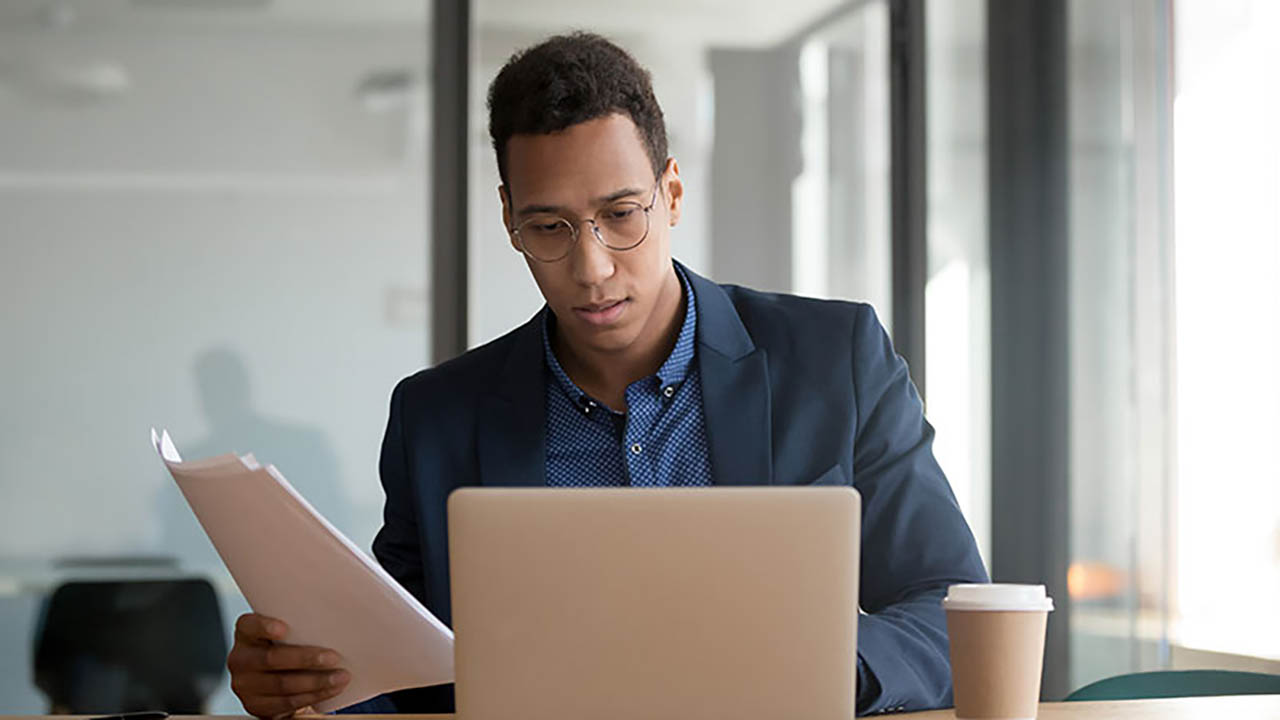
left=341, top=380, right=456, bottom=714
left=371, top=378, right=428, bottom=606
left=849, top=305, right=989, bottom=715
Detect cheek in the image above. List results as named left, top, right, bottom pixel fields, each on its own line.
left=638, top=228, right=673, bottom=276
left=526, top=261, right=571, bottom=306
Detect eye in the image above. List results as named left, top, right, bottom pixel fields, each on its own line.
left=525, top=218, right=569, bottom=234
left=605, top=206, right=637, bottom=220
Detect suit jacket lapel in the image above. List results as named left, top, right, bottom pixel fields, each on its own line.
left=476, top=310, right=547, bottom=488
left=683, top=264, right=774, bottom=486
left=475, top=266, right=773, bottom=488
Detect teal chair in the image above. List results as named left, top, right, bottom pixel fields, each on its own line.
left=1066, top=670, right=1280, bottom=701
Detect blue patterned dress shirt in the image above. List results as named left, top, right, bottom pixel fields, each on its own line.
left=542, top=265, right=712, bottom=488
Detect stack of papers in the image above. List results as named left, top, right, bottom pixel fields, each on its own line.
left=151, top=428, right=453, bottom=712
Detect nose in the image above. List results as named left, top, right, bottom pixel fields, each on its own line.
left=568, top=219, right=615, bottom=287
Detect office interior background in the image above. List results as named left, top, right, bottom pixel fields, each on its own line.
left=1, top=0, right=1277, bottom=711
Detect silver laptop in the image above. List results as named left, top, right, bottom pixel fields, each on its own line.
left=447, top=487, right=861, bottom=720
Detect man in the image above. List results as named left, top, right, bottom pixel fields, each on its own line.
left=227, top=32, right=987, bottom=717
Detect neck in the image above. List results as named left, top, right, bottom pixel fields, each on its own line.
left=554, top=267, right=684, bottom=411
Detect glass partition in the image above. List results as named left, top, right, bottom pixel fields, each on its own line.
left=0, top=1, right=432, bottom=711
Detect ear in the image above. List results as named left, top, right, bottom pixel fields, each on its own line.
left=663, top=158, right=684, bottom=227
left=498, top=185, right=520, bottom=253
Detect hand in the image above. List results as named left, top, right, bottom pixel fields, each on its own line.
left=227, top=613, right=351, bottom=719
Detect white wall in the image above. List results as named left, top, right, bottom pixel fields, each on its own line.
left=1, top=13, right=430, bottom=712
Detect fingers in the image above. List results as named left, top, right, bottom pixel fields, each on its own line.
left=236, top=613, right=289, bottom=643
left=230, top=643, right=342, bottom=673
left=233, top=669, right=350, bottom=719
left=233, top=668, right=350, bottom=700
left=242, top=682, right=349, bottom=720
left=227, top=613, right=351, bottom=720
left=229, top=614, right=340, bottom=674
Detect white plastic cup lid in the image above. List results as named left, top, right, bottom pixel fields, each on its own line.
left=943, top=583, right=1055, bottom=612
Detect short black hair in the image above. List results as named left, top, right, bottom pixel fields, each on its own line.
left=487, top=32, right=668, bottom=188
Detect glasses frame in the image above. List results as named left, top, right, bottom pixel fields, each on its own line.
left=510, top=178, right=663, bottom=263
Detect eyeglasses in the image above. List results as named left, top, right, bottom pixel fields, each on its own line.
left=510, top=180, right=662, bottom=263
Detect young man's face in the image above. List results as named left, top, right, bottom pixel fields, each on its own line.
left=500, top=113, right=684, bottom=357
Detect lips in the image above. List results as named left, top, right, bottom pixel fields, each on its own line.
left=573, top=298, right=629, bottom=326
left=577, top=300, right=625, bottom=312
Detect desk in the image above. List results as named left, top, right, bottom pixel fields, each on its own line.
left=4, top=696, right=1279, bottom=720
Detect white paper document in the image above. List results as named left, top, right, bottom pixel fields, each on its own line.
left=151, top=428, right=453, bottom=712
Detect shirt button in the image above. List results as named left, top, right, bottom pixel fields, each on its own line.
left=630, top=443, right=642, bottom=455
left=662, top=385, right=675, bottom=399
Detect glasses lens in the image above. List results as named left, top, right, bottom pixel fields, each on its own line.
left=518, top=216, right=575, bottom=261
left=596, top=201, right=649, bottom=250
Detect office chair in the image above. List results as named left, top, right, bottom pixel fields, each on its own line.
left=32, top=578, right=228, bottom=713
left=1066, top=669, right=1280, bottom=701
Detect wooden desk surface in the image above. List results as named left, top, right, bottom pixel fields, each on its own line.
left=5, top=695, right=1279, bottom=719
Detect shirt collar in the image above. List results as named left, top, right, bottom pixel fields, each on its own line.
left=654, top=262, right=698, bottom=387
left=541, top=262, right=699, bottom=404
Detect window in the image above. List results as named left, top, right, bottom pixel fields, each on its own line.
left=1067, top=0, right=1280, bottom=688
left=1172, top=0, right=1280, bottom=665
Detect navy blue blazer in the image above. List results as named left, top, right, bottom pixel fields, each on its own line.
left=359, top=262, right=988, bottom=716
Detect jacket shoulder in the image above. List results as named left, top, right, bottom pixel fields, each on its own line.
left=718, top=283, right=879, bottom=340
left=392, top=318, right=533, bottom=406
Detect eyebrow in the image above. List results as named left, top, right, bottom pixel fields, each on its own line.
left=516, top=186, right=647, bottom=217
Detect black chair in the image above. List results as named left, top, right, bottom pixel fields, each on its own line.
left=33, top=578, right=228, bottom=713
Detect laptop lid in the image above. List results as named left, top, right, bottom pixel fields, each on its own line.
left=448, top=487, right=860, bottom=720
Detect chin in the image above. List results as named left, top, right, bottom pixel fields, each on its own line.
left=574, top=324, right=640, bottom=353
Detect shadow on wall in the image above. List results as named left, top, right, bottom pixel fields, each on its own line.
left=155, top=347, right=350, bottom=569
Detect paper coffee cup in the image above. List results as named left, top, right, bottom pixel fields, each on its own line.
left=944, top=584, right=1054, bottom=720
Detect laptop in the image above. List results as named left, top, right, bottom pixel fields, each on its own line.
left=447, top=487, right=861, bottom=720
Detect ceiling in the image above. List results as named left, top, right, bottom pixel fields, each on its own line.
left=0, top=0, right=853, bottom=47
left=476, top=0, right=852, bottom=47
